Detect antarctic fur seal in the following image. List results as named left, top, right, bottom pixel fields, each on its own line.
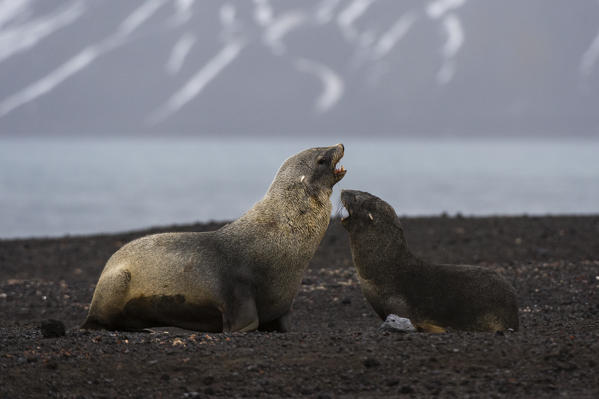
left=340, top=190, right=519, bottom=333
left=81, top=144, right=346, bottom=332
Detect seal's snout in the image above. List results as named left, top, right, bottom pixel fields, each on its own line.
left=340, top=190, right=382, bottom=225
left=340, top=189, right=356, bottom=206
left=341, top=189, right=364, bottom=207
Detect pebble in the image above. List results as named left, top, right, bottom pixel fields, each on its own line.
left=40, top=319, right=66, bottom=338
left=378, top=314, right=416, bottom=333
left=400, top=385, right=414, bottom=394
left=363, top=357, right=380, bottom=368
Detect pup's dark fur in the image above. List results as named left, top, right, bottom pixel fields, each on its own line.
left=341, top=190, right=519, bottom=332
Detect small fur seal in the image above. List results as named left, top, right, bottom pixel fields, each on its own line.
left=340, top=190, right=519, bottom=333
left=81, top=144, right=346, bottom=332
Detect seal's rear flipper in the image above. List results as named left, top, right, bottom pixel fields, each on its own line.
left=258, top=314, right=289, bottom=332
left=415, top=322, right=447, bottom=333
left=80, top=317, right=104, bottom=330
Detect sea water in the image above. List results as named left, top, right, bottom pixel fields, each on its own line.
left=1, top=137, right=598, bottom=238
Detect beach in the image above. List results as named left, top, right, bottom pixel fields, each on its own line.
left=1, top=215, right=598, bottom=397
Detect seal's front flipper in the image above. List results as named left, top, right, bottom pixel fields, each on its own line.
left=415, top=322, right=447, bottom=333
left=221, top=288, right=259, bottom=333
left=258, top=314, right=289, bottom=332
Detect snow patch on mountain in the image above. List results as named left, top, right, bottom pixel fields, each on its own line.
left=0, top=1, right=84, bottom=64
left=0, top=0, right=32, bottom=28
left=263, top=10, right=307, bottom=55
left=149, top=39, right=245, bottom=124
left=0, top=0, right=173, bottom=118
left=0, top=47, right=97, bottom=118
left=118, top=0, right=167, bottom=38
left=580, top=2, right=599, bottom=78
left=166, top=33, right=196, bottom=75
left=338, top=0, right=375, bottom=42
left=294, top=58, right=344, bottom=113
left=427, top=0, right=467, bottom=84
left=372, top=12, right=416, bottom=60
left=426, top=0, right=466, bottom=19
left=315, top=0, right=341, bottom=24
left=253, top=0, right=274, bottom=27
left=170, top=0, right=195, bottom=26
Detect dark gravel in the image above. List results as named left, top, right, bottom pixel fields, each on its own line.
left=1, top=215, right=598, bottom=398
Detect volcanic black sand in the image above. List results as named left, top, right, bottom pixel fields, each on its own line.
left=1, top=216, right=598, bottom=398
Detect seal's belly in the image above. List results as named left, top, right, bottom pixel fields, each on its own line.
left=123, top=295, right=223, bottom=331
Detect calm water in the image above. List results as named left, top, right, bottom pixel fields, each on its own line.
left=1, top=137, right=598, bottom=238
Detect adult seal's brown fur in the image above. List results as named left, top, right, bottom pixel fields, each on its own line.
left=340, top=190, right=519, bottom=333
left=81, top=144, right=346, bottom=332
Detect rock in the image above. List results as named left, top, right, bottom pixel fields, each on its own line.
left=363, top=357, right=380, bottom=368
left=378, top=314, right=416, bottom=333
left=400, top=385, right=414, bottom=394
left=40, top=319, right=66, bottom=338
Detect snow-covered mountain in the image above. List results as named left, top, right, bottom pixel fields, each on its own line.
left=1, top=0, right=598, bottom=137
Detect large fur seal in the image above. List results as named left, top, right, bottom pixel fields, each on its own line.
left=340, top=190, right=519, bottom=333
left=81, top=144, right=346, bottom=332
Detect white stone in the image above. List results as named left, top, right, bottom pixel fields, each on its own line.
left=378, top=314, right=416, bottom=333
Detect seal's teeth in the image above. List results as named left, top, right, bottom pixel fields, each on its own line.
left=300, top=175, right=305, bottom=182
left=368, top=213, right=374, bottom=221
left=334, top=165, right=346, bottom=174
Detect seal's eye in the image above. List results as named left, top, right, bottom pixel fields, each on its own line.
left=317, top=158, right=327, bottom=165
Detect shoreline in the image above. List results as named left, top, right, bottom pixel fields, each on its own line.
left=2, top=213, right=598, bottom=242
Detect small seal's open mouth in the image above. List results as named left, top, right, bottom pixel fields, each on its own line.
left=340, top=194, right=351, bottom=222
left=340, top=204, right=350, bottom=222
left=339, top=189, right=356, bottom=223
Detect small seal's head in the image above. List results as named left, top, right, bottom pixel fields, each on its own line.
left=340, top=190, right=401, bottom=234
left=269, top=143, right=346, bottom=196
left=340, top=190, right=408, bottom=272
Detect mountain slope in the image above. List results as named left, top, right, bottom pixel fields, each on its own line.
left=1, top=0, right=598, bottom=136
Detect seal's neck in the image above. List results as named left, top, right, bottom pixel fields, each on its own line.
left=222, top=189, right=332, bottom=255
left=350, top=225, right=420, bottom=282
left=267, top=181, right=332, bottom=206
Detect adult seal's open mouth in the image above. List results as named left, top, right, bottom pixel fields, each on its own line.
left=331, top=143, right=347, bottom=183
